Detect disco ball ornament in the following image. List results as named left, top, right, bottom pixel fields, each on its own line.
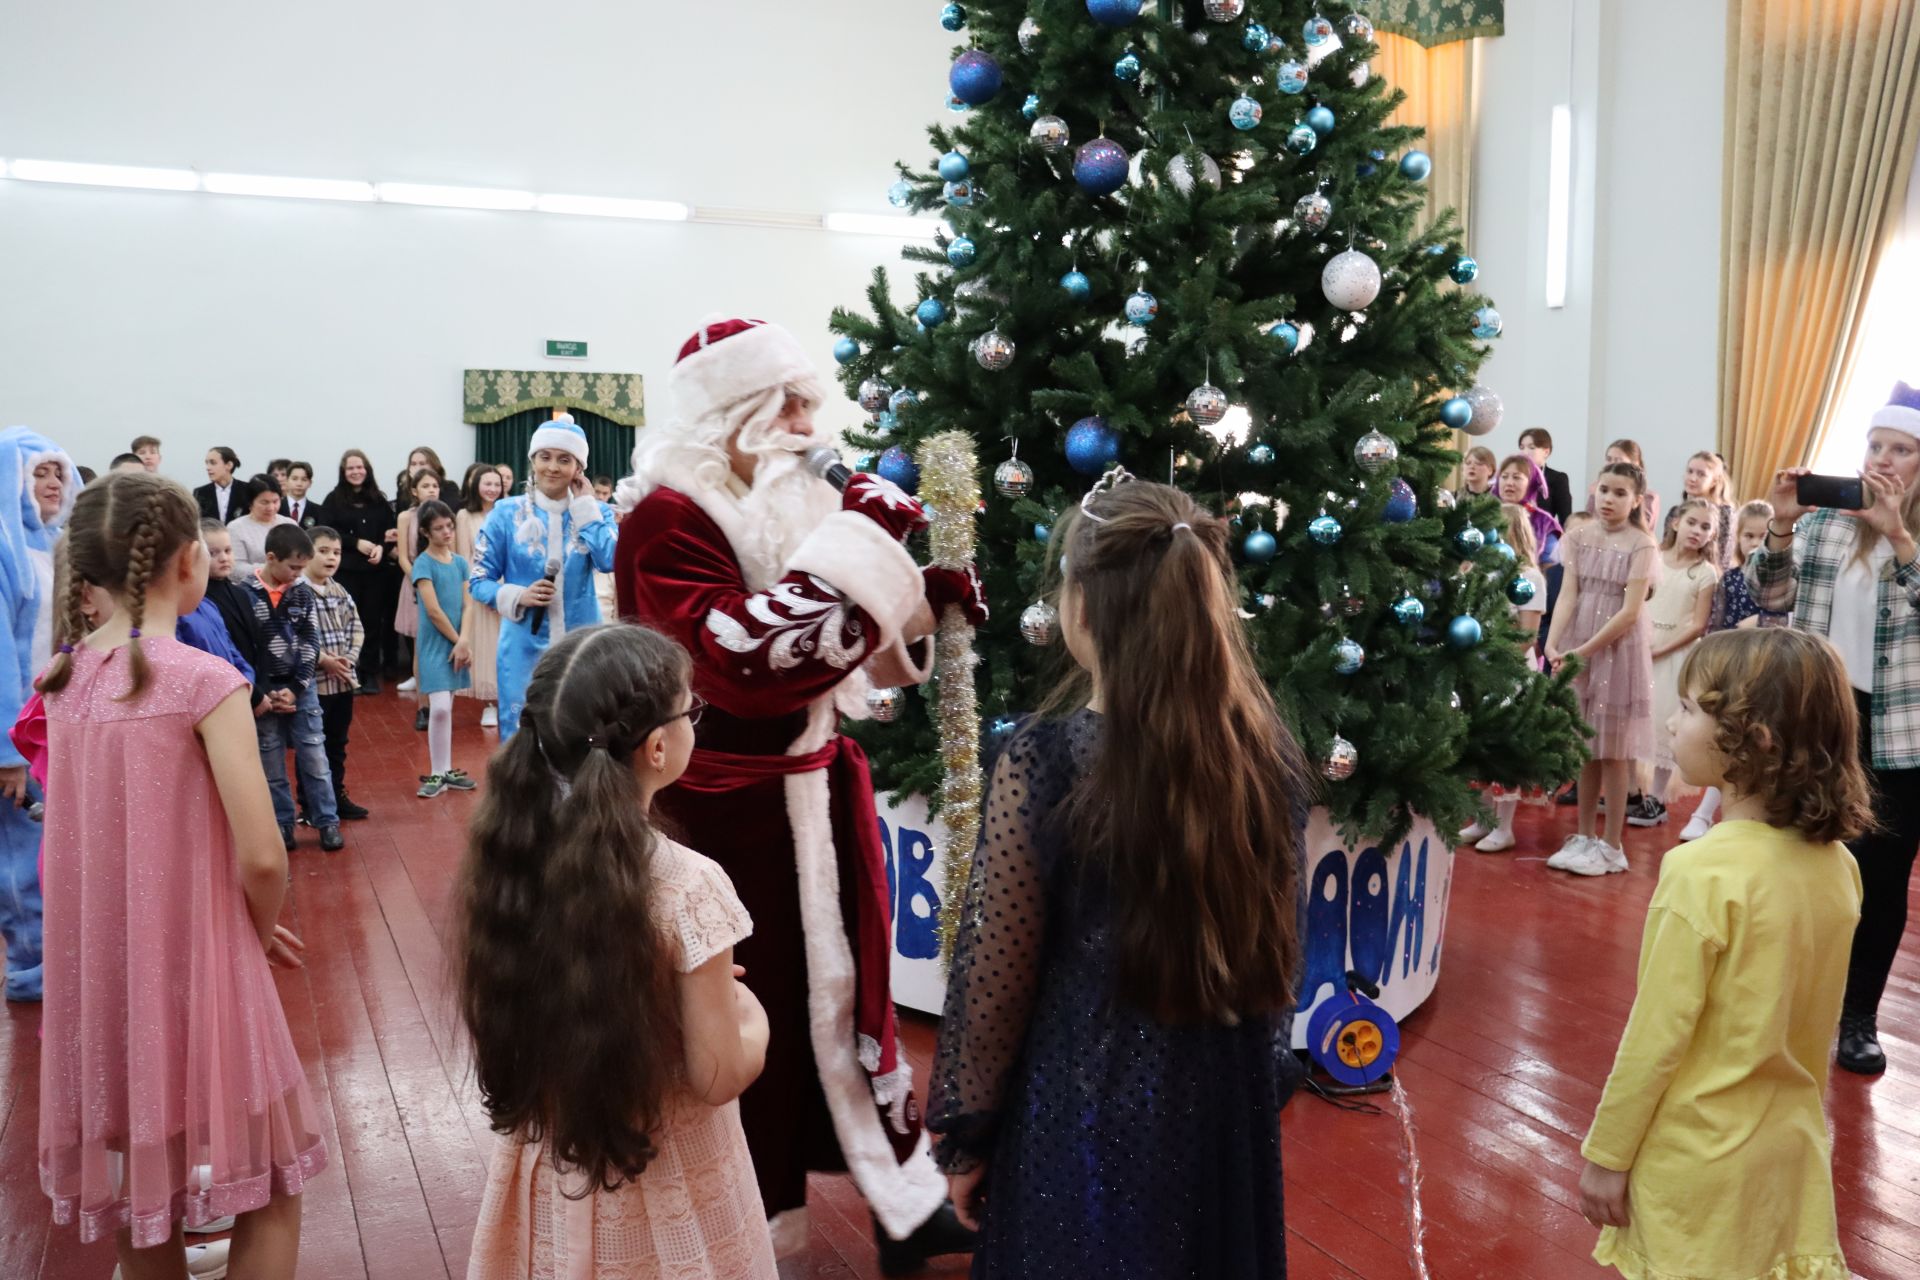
left=1268, top=320, right=1300, bottom=353
left=1294, top=190, right=1333, bottom=232
left=1308, top=514, right=1343, bottom=545
left=1242, top=529, right=1278, bottom=562
left=1017, top=16, right=1041, bottom=51
left=1073, top=138, right=1131, bottom=196
left=1399, top=149, right=1433, bottom=182
left=1439, top=396, right=1474, bottom=430
left=949, top=50, right=1003, bottom=105
left=1277, top=59, right=1310, bottom=94
left=1065, top=415, right=1122, bottom=475
left=1450, top=255, right=1480, bottom=285
left=1030, top=114, right=1071, bottom=153
left=877, top=447, right=921, bottom=493
left=1322, top=248, right=1383, bottom=310
left=1306, top=104, right=1336, bottom=135
left=994, top=456, right=1035, bottom=498
left=1454, top=526, right=1485, bottom=555
left=1168, top=152, right=1222, bottom=195
left=915, top=297, right=948, bottom=328
left=1435, top=487, right=1456, bottom=511
left=1230, top=94, right=1264, bottom=131
left=1333, top=638, right=1366, bottom=675
left=1124, top=288, right=1159, bottom=326
left=1345, top=13, right=1375, bottom=41
left=1243, top=22, right=1270, bottom=51
left=1303, top=14, right=1334, bottom=44
left=1020, top=600, right=1059, bottom=646
left=1507, top=575, right=1539, bottom=607
left=887, top=180, right=912, bottom=209
left=1322, top=735, right=1359, bottom=781
left=938, top=151, right=970, bottom=183
left=1286, top=123, right=1319, bottom=155
left=946, top=236, right=977, bottom=267
left=1351, top=61, right=1372, bottom=87
left=1354, top=429, right=1398, bottom=474
left=1249, top=443, right=1276, bottom=464
left=1472, top=306, right=1504, bottom=339
left=865, top=686, right=904, bottom=723
left=888, top=388, right=917, bottom=414
left=974, top=329, right=1016, bottom=371
left=1393, top=594, right=1426, bottom=626
left=1115, top=50, right=1141, bottom=81
left=1383, top=478, right=1418, bottom=522
left=1086, top=0, right=1143, bottom=28
left=856, top=378, right=892, bottom=413
left=1186, top=382, right=1229, bottom=427
left=1061, top=269, right=1091, bottom=299
left=942, top=179, right=975, bottom=207
left=1463, top=384, right=1504, bottom=436
left=1022, top=93, right=1041, bottom=120
left=833, top=337, right=859, bottom=364
left=940, top=3, right=967, bottom=31
left=1447, top=616, right=1484, bottom=649
left=1204, top=0, right=1246, bottom=20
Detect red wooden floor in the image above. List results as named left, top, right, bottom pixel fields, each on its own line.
left=3, top=690, right=1917, bottom=1278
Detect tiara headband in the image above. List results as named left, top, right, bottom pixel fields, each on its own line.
left=1079, top=465, right=1137, bottom=524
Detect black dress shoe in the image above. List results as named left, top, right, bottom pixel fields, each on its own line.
left=875, top=1202, right=977, bottom=1277
left=319, top=825, right=346, bottom=853
left=1837, top=1013, right=1887, bottom=1075
left=415, top=706, right=429, bottom=732
left=280, top=824, right=296, bottom=852
left=336, top=794, right=370, bottom=821
left=357, top=679, right=382, bottom=697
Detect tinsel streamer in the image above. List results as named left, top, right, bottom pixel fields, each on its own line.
left=1390, top=1077, right=1434, bottom=1280
left=914, top=431, right=983, bottom=966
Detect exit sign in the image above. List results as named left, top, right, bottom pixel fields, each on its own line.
left=545, top=340, right=588, bottom=359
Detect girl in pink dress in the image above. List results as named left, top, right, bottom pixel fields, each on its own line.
left=36, top=471, right=326, bottom=1280
left=459, top=624, right=775, bottom=1280
left=1547, top=461, right=1661, bottom=876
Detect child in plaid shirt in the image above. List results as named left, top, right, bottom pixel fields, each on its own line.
left=305, top=527, right=368, bottom=823
left=242, top=524, right=343, bottom=852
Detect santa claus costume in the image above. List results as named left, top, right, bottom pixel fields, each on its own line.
left=616, top=319, right=979, bottom=1269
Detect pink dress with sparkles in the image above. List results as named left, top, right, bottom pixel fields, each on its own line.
left=467, top=838, right=775, bottom=1280
left=1563, top=528, right=1660, bottom=762
left=37, top=638, right=328, bottom=1247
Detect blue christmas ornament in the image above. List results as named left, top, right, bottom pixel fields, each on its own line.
left=1303, top=15, right=1334, bottom=44
left=989, top=716, right=1018, bottom=741
left=1022, top=93, right=1041, bottom=120
left=1383, top=478, right=1418, bottom=523
left=1439, top=396, right=1474, bottom=430
left=946, top=236, right=977, bottom=267
left=1073, top=138, right=1131, bottom=196
left=938, top=151, right=970, bottom=181
left=916, top=297, right=949, bottom=328
left=855, top=453, right=877, bottom=471
left=1447, top=616, right=1484, bottom=649
left=1287, top=123, right=1319, bottom=155
left=1453, top=526, right=1485, bottom=555
left=1124, top=288, right=1159, bottom=326
left=1243, top=23, right=1270, bottom=51
left=1061, top=269, right=1092, bottom=299
left=878, top=447, right=920, bottom=492
left=1034, top=523, right=1051, bottom=542
left=1230, top=94, right=1264, bottom=130
left=1450, top=255, right=1480, bottom=284
left=1306, top=104, right=1336, bottom=135
left=947, top=95, right=970, bottom=113
left=1308, top=514, right=1343, bottom=545
left=1472, top=306, right=1504, bottom=339
left=1393, top=594, right=1426, bottom=626
left=1249, top=443, right=1276, bottom=464
left=1400, top=149, right=1433, bottom=182
left=887, top=180, right=912, bottom=208
left=1491, top=539, right=1517, bottom=562
left=1242, top=529, right=1278, bottom=563
left=1425, top=243, right=1449, bottom=255
left=888, top=388, right=917, bottom=414
left=1268, top=320, right=1300, bottom=353
left=940, top=2, right=967, bottom=31
left=943, top=179, right=975, bottom=206
left=1507, top=575, right=1538, bottom=607
left=1115, top=50, right=1141, bottom=81
left=874, top=411, right=897, bottom=432
left=833, top=337, right=859, bottom=364
left=1086, top=0, right=1144, bottom=28
left=1277, top=60, right=1309, bottom=94
left=1333, top=638, right=1365, bottom=675
left=1065, top=416, right=1121, bottom=475
left=949, top=50, right=1003, bottom=105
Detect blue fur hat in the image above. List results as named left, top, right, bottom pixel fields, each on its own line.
left=528, top=412, right=589, bottom=465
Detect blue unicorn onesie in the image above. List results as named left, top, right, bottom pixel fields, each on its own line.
left=467, top=417, right=617, bottom=738
left=0, top=426, right=76, bottom=1001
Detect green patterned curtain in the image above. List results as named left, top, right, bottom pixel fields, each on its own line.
left=474, top=408, right=635, bottom=479
left=1373, top=0, right=1503, bottom=47
left=463, top=368, right=645, bottom=427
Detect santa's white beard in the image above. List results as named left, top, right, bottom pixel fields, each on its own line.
left=733, top=444, right=841, bottom=590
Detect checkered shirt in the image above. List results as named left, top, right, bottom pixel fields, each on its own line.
left=306, top=575, right=365, bottom=697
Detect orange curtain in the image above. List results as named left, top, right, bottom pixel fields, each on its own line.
left=1373, top=32, right=1479, bottom=244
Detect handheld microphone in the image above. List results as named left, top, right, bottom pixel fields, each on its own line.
left=804, top=446, right=855, bottom=493
left=526, top=557, right=561, bottom=634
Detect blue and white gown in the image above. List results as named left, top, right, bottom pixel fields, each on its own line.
left=467, top=490, right=617, bottom=739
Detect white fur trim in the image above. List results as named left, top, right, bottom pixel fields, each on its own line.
left=528, top=424, right=589, bottom=464
left=493, top=582, right=529, bottom=623
left=1870, top=404, right=1920, bottom=438
left=672, top=321, right=817, bottom=426
left=567, top=493, right=603, bottom=528
left=768, top=1209, right=811, bottom=1260
left=788, top=513, right=924, bottom=646
left=863, top=635, right=936, bottom=693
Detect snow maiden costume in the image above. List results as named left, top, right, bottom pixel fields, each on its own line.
left=0, top=427, right=76, bottom=1001
left=466, top=416, right=616, bottom=739
left=615, top=319, right=981, bottom=1266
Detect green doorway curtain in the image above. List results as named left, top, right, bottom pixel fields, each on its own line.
left=474, top=408, right=635, bottom=479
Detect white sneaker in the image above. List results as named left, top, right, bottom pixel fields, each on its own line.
left=1601, top=842, right=1630, bottom=873
left=398, top=676, right=418, bottom=692
left=481, top=703, right=498, bottom=728
left=1679, top=813, right=1713, bottom=841
left=1459, top=821, right=1491, bottom=843
left=186, top=1215, right=236, bottom=1234
left=1475, top=829, right=1516, bottom=853
left=1565, top=841, right=1628, bottom=877
left=1547, top=834, right=1595, bottom=870
left=113, top=1239, right=230, bottom=1280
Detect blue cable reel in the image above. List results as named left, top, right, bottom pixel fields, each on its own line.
left=1306, top=971, right=1402, bottom=1089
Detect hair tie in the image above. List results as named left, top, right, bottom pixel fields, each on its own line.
left=128, top=628, right=142, bottom=639
left=1171, top=522, right=1192, bottom=533
left=58, top=644, right=74, bottom=654
left=583, top=735, right=605, bottom=751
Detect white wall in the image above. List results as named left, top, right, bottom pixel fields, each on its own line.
left=0, top=0, right=952, bottom=486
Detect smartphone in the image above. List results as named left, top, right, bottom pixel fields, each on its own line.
left=1796, top=474, right=1871, bottom=510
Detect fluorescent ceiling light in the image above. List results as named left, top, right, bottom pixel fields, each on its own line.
left=9, top=159, right=199, bottom=191
left=1545, top=104, right=1572, bottom=309
left=202, top=173, right=375, bottom=201
left=374, top=182, right=536, bottom=211
left=823, top=212, right=941, bottom=240
left=534, top=192, right=689, bottom=220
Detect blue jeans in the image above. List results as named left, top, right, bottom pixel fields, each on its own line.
left=256, top=685, right=338, bottom=828
left=0, top=796, right=43, bottom=1000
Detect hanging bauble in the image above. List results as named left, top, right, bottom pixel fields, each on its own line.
left=1017, top=16, right=1042, bottom=51
left=949, top=50, right=1003, bottom=105
left=1383, top=478, right=1418, bottom=522
left=1020, top=600, right=1059, bottom=645
left=1186, top=382, right=1229, bottom=427
left=1343, top=12, right=1375, bottom=39
left=1491, top=540, right=1517, bottom=563
left=915, top=297, right=949, bottom=328
left=1033, top=522, right=1051, bottom=542
left=1286, top=123, right=1319, bottom=154
left=1308, top=513, right=1344, bottom=545
left=989, top=716, right=1019, bottom=744
left=1507, top=574, right=1539, bottom=607
left=1242, top=529, right=1278, bottom=563
left=1124, top=288, right=1159, bottom=326
left=1435, top=487, right=1457, bottom=511
left=1277, top=59, right=1310, bottom=94
left=1454, top=526, right=1485, bottom=555
left=1066, top=415, right=1122, bottom=474
left=1306, top=104, right=1337, bottom=135
left=1268, top=320, right=1300, bottom=353
left=973, top=329, right=1016, bottom=371
left=994, top=456, right=1035, bottom=498
left=947, top=95, right=970, bottom=113
left=1022, top=93, right=1041, bottom=120
left=1030, top=114, right=1071, bottom=153
left=872, top=411, right=897, bottom=435
left=1357, top=149, right=1382, bottom=178
left=1338, top=584, right=1366, bottom=617
left=1294, top=190, right=1333, bottom=231
left=1322, top=249, right=1383, bottom=310
left=1333, top=638, right=1366, bottom=675
left=1486, top=523, right=1504, bottom=545
left=1086, top=0, right=1143, bottom=28
left=1061, top=269, right=1092, bottom=299
left=865, top=686, right=904, bottom=723
left=1073, top=138, right=1131, bottom=196
left=1450, top=255, right=1480, bottom=285
left=1303, top=14, right=1334, bottom=44
left=856, top=377, right=892, bottom=413
left=877, top=446, right=921, bottom=492
left=938, top=151, right=970, bottom=182
left=1399, top=150, right=1433, bottom=182
left=1322, top=734, right=1359, bottom=781
left=1393, top=594, right=1426, bottom=626
left=1230, top=94, right=1264, bottom=131
left=1114, top=49, right=1141, bottom=81
left=1204, top=0, right=1246, bottom=20
left=1439, top=396, right=1474, bottom=430
left=1243, top=22, right=1270, bottom=51
left=855, top=453, right=876, bottom=471
left=1249, top=443, right=1276, bottom=464
left=833, top=337, right=859, bottom=364
left=887, top=180, right=913, bottom=208
left=944, top=179, right=977, bottom=207
left=1471, top=306, right=1504, bottom=340
left=1354, top=429, right=1398, bottom=474
left=1463, top=384, right=1504, bottom=436
left=887, top=388, right=917, bottom=415
left=940, top=3, right=967, bottom=31
left=946, top=236, right=977, bottom=267
left=1447, top=616, right=1484, bottom=649
left=1351, top=60, right=1372, bottom=87
left=1168, top=152, right=1222, bottom=195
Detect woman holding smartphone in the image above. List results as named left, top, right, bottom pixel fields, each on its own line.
left=1750, top=382, right=1920, bottom=1075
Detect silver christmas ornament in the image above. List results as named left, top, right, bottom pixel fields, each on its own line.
left=1017, top=16, right=1041, bottom=52
left=856, top=378, right=892, bottom=414
left=1185, top=382, right=1229, bottom=427
left=1203, top=0, right=1246, bottom=20
left=1168, top=151, right=1222, bottom=195
left=1353, top=429, right=1398, bottom=474
left=865, top=686, right=904, bottom=723
left=1435, top=487, right=1457, bottom=511
left=1030, top=115, right=1071, bottom=153
left=994, top=456, right=1034, bottom=498
left=1322, top=735, right=1359, bottom=781
left=1321, top=248, right=1383, bottom=311
left=1333, top=638, right=1366, bottom=675
left=1462, top=384, right=1504, bottom=436
left=974, top=329, right=1016, bottom=371
left=1020, top=601, right=1059, bottom=646
left=1294, top=190, right=1333, bottom=233
left=1344, top=13, right=1375, bottom=41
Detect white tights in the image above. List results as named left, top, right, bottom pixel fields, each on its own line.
left=428, top=691, right=453, bottom=777
left=1490, top=796, right=1519, bottom=838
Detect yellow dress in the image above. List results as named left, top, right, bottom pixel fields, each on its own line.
left=1583, top=821, right=1861, bottom=1279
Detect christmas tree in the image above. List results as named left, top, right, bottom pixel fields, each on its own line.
left=828, top=0, right=1587, bottom=842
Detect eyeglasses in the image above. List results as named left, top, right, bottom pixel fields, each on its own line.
left=649, top=693, right=707, bottom=734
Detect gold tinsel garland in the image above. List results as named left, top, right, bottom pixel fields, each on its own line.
left=914, top=432, right=983, bottom=965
